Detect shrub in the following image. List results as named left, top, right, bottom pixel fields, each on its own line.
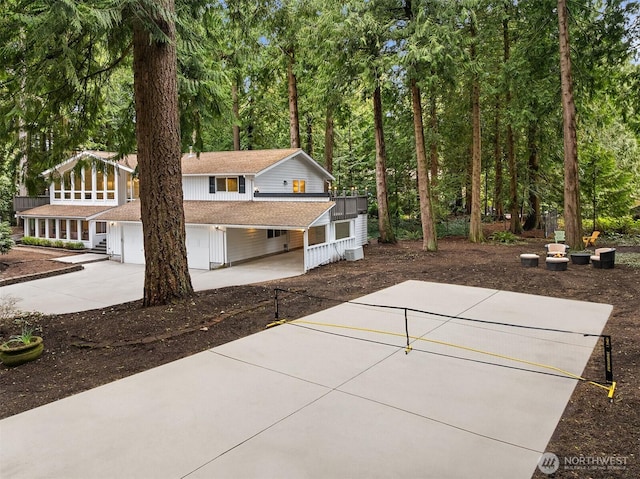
left=20, top=236, right=86, bottom=250
left=0, top=221, right=14, bottom=254
left=489, top=231, right=519, bottom=244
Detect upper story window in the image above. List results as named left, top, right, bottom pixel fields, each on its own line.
left=52, top=163, right=116, bottom=201
left=209, top=176, right=246, bottom=194
left=293, top=179, right=306, bottom=193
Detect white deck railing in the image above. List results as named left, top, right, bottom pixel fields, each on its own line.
left=305, top=237, right=356, bottom=271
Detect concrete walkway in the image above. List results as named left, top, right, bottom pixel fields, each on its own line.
left=0, top=251, right=304, bottom=314
left=0, top=281, right=613, bottom=479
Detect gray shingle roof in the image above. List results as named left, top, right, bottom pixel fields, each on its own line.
left=180, top=149, right=303, bottom=175
left=18, top=204, right=116, bottom=219
left=97, top=200, right=334, bottom=228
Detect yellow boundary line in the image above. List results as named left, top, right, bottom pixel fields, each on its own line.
left=268, top=318, right=615, bottom=398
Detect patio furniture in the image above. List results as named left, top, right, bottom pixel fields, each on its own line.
left=546, top=256, right=569, bottom=271
left=591, top=248, right=615, bottom=269
left=546, top=243, right=569, bottom=257
left=570, top=253, right=591, bottom=265
left=520, top=254, right=539, bottom=267
left=554, top=230, right=566, bottom=243
left=583, top=231, right=600, bottom=247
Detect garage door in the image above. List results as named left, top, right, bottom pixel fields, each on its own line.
left=186, top=226, right=210, bottom=270
left=122, top=223, right=145, bottom=265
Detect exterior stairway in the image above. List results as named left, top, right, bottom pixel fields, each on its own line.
left=90, top=239, right=107, bottom=254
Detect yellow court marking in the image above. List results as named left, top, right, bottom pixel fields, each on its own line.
left=282, top=318, right=615, bottom=397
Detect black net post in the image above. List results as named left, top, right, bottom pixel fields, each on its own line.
left=603, top=335, right=613, bottom=383
left=274, top=289, right=279, bottom=320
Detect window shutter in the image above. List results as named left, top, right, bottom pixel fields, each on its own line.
left=209, top=177, right=216, bottom=194
left=239, top=176, right=246, bottom=194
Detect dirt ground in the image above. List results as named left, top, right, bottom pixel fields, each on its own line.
left=1, top=233, right=638, bottom=478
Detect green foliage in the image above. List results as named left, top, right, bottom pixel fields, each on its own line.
left=0, top=222, right=14, bottom=254
left=489, top=231, right=519, bottom=244
left=616, top=253, right=640, bottom=268
left=1, top=314, right=43, bottom=347
left=20, top=237, right=85, bottom=250
left=582, top=216, right=640, bottom=235
left=436, top=218, right=470, bottom=238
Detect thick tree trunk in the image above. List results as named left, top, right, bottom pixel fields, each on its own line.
left=232, top=79, right=240, bottom=151
left=411, top=78, right=437, bottom=251
left=469, top=20, right=483, bottom=243
left=523, top=122, right=541, bottom=230
left=493, top=100, right=504, bottom=220
left=373, top=83, right=396, bottom=243
left=324, top=106, right=334, bottom=174
left=287, top=52, right=300, bottom=148
left=132, top=0, right=193, bottom=307
left=558, top=0, right=582, bottom=248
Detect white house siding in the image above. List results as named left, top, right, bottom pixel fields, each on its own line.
left=256, top=156, right=326, bottom=193
left=182, top=176, right=253, bottom=201
left=210, top=228, right=226, bottom=266
left=121, top=223, right=145, bottom=264
left=355, top=214, right=368, bottom=246
left=288, top=230, right=304, bottom=249
left=226, top=227, right=289, bottom=264
left=117, top=168, right=128, bottom=204
left=185, top=225, right=210, bottom=270
left=107, top=223, right=122, bottom=258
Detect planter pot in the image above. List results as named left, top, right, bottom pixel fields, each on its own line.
left=0, top=336, right=44, bottom=367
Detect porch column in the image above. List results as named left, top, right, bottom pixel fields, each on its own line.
left=25, top=218, right=32, bottom=237
left=76, top=221, right=82, bottom=243
left=303, top=228, right=309, bottom=272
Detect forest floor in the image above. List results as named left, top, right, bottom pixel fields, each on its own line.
left=1, top=229, right=639, bottom=478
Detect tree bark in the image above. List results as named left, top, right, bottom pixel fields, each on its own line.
left=523, top=122, right=541, bottom=230
left=287, top=51, right=300, bottom=148
left=428, top=93, right=439, bottom=188
left=232, top=78, right=241, bottom=150
left=132, top=0, right=193, bottom=307
left=324, top=105, right=334, bottom=174
left=411, top=78, right=437, bottom=251
left=373, top=83, right=396, bottom=243
left=504, top=15, right=522, bottom=234
left=469, top=19, right=483, bottom=243
left=558, top=0, right=583, bottom=248
left=493, top=99, right=504, bottom=220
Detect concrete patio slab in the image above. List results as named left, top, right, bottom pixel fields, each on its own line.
left=0, top=281, right=613, bottom=479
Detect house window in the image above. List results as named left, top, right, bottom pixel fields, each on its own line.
left=216, top=177, right=239, bottom=193
left=63, top=171, right=72, bottom=199
left=335, top=221, right=350, bottom=240
left=209, top=177, right=216, bottom=194
left=267, top=229, right=286, bottom=238
left=84, top=167, right=93, bottom=199
left=53, top=177, right=62, bottom=199
left=96, top=221, right=107, bottom=234
left=293, top=179, right=306, bottom=193
left=308, top=225, right=326, bottom=246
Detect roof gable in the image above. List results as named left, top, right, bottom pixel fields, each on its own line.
left=181, top=149, right=334, bottom=180
left=41, top=151, right=137, bottom=176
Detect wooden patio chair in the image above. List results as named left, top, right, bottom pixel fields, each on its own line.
left=583, top=231, right=600, bottom=247
left=554, top=230, right=565, bottom=243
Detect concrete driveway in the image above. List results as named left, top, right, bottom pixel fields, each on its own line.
left=0, top=251, right=304, bottom=315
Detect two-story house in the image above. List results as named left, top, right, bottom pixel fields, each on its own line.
left=18, top=148, right=368, bottom=272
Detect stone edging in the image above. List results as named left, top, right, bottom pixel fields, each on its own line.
left=0, top=264, right=84, bottom=287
